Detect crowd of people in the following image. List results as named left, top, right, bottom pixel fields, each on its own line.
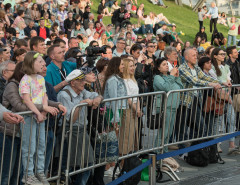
left=0, top=0, right=240, bottom=185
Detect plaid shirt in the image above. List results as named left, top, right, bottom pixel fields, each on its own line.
left=179, top=62, right=220, bottom=108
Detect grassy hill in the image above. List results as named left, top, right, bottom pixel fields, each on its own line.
left=89, top=0, right=237, bottom=44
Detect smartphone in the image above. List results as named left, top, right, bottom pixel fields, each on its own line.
left=12, top=36, right=16, bottom=42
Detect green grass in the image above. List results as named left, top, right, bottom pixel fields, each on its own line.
left=89, top=0, right=237, bottom=43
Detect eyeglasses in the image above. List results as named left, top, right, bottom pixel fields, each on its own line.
left=218, top=53, right=226, bottom=56
left=148, top=45, right=155, bottom=48
left=16, top=32, right=20, bottom=34
left=93, top=45, right=99, bottom=47
left=137, top=37, right=142, bottom=39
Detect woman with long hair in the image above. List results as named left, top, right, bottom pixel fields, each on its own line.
left=0, top=9, right=10, bottom=28
left=98, top=32, right=108, bottom=46
left=119, top=58, right=142, bottom=156
left=103, top=57, right=127, bottom=127
left=153, top=58, right=183, bottom=153
left=210, top=48, right=238, bottom=154
left=102, top=57, right=127, bottom=174
left=95, top=58, right=109, bottom=94
left=31, top=3, right=41, bottom=23
left=193, top=36, right=201, bottom=47
left=173, top=41, right=183, bottom=65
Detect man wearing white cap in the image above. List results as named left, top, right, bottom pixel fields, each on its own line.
left=57, top=69, right=103, bottom=185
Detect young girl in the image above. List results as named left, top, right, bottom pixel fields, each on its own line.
left=19, top=52, right=59, bottom=184
left=43, top=12, right=51, bottom=29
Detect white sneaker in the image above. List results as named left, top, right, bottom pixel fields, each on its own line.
left=22, top=175, right=43, bottom=185
left=36, top=173, right=50, bottom=185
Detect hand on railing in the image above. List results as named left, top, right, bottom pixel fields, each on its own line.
left=209, top=83, right=222, bottom=90
left=3, top=112, right=25, bottom=124
left=92, top=96, right=103, bottom=109
left=58, top=104, right=67, bottom=115
left=43, top=105, right=59, bottom=116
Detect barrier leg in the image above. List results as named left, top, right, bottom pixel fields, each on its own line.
left=149, top=153, right=156, bottom=185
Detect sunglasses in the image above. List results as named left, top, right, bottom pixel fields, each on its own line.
left=218, top=53, right=226, bottom=56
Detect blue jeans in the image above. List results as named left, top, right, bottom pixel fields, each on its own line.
left=158, top=0, right=165, bottom=6
left=214, top=103, right=236, bottom=142
left=105, top=1, right=113, bottom=8
left=44, top=129, right=55, bottom=174
left=72, top=170, right=91, bottom=185
left=21, top=116, right=45, bottom=176
left=227, top=35, right=236, bottom=46
left=145, top=24, right=153, bottom=34
left=0, top=133, right=21, bottom=185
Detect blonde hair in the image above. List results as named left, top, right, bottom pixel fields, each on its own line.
left=122, top=58, right=136, bottom=83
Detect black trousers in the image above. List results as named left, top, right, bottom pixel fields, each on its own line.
left=210, top=18, right=218, bottom=32
left=199, top=21, right=203, bottom=32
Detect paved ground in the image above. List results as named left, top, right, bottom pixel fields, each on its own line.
left=104, top=131, right=240, bottom=185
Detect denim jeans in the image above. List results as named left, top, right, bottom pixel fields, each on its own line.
left=21, top=116, right=45, bottom=176
left=105, top=1, right=113, bottom=8
left=72, top=170, right=91, bottom=185
left=158, top=0, right=165, bottom=6
left=227, top=35, right=236, bottom=46
left=44, top=129, right=55, bottom=174
left=155, top=108, right=177, bottom=153
left=214, top=103, right=236, bottom=142
left=145, top=24, right=153, bottom=34
left=0, top=133, right=21, bottom=185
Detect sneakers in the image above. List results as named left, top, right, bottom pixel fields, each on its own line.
left=22, top=175, right=43, bottom=185
left=36, top=173, right=50, bottom=185
left=228, top=147, right=240, bottom=155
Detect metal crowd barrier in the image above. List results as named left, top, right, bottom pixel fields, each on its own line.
left=1, top=85, right=240, bottom=185
left=0, top=111, right=66, bottom=185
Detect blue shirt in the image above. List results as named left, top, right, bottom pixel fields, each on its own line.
left=207, top=7, right=218, bottom=19
left=57, top=85, right=98, bottom=127
left=45, top=61, right=76, bottom=88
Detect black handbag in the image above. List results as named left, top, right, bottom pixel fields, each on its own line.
left=147, top=111, right=164, bottom=129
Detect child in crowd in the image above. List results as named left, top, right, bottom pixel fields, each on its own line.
left=19, top=52, right=58, bottom=185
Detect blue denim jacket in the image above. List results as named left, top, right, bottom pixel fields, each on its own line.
left=104, top=75, right=128, bottom=123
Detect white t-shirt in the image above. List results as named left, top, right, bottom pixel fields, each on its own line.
left=156, top=28, right=164, bottom=35
left=124, top=79, right=139, bottom=103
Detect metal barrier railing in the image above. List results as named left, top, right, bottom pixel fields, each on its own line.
left=0, top=112, right=67, bottom=185
left=1, top=85, right=240, bottom=184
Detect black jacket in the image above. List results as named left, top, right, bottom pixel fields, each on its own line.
left=36, top=26, right=50, bottom=38
left=196, top=31, right=208, bottom=41
left=211, top=32, right=224, bottom=45
left=64, top=18, right=78, bottom=34
left=225, top=58, right=240, bottom=85
left=24, top=26, right=36, bottom=37
left=112, top=8, right=127, bottom=24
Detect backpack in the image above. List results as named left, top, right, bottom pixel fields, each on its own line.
left=113, top=156, right=142, bottom=185
left=186, top=140, right=224, bottom=167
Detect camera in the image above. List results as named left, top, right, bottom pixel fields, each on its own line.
left=86, top=46, right=107, bottom=56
